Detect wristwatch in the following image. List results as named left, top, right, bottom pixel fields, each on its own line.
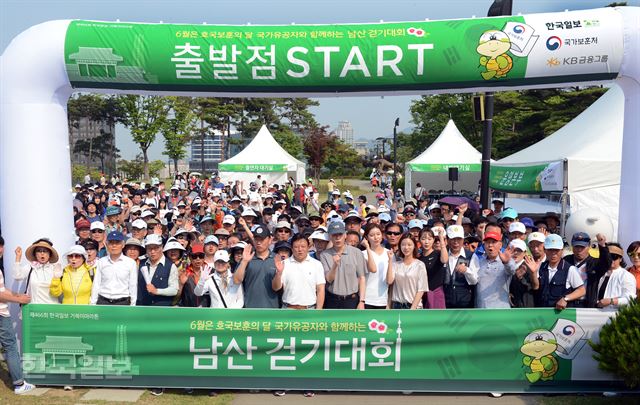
left=359, top=299, right=366, bottom=303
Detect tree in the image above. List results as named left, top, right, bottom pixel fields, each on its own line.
left=73, top=131, right=121, bottom=173
left=273, top=127, right=304, bottom=159
left=278, top=98, right=320, bottom=134
left=117, top=95, right=169, bottom=180
left=324, top=139, right=365, bottom=178
left=303, top=126, right=334, bottom=185
left=118, top=155, right=166, bottom=180
left=162, top=97, right=197, bottom=174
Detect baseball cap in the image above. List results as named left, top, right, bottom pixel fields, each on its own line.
left=544, top=234, right=564, bottom=250
left=190, top=244, right=204, bottom=254
left=214, top=228, right=230, bottom=236
left=500, top=208, right=518, bottom=220
left=379, top=213, right=392, bottom=222
left=144, top=234, right=163, bottom=246
left=310, top=230, right=330, bottom=242
left=509, top=239, right=527, bottom=252
left=163, top=239, right=185, bottom=252
left=408, top=219, right=423, bottom=230
left=241, top=208, right=258, bottom=217
left=252, top=224, right=271, bottom=238
left=328, top=220, right=346, bottom=235
left=337, top=203, right=350, bottom=213
left=75, top=218, right=91, bottom=230
left=509, top=222, right=526, bottom=234
left=214, top=250, right=230, bottom=262
left=276, top=221, right=292, bottom=230
left=222, top=215, right=236, bottom=225
left=90, top=221, right=106, bottom=231
left=520, top=217, right=535, bottom=229
left=483, top=230, right=503, bottom=241
left=105, top=206, right=122, bottom=216
left=527, top=232, right=546, bottom=244
left=344, top=211, right=361, bottom=222
left=446, top=225, right=465, bottom=239
left=274, top=241, right=292, bottom=254
left=131, top=219, right=148, bottom=229
left=204, top=235, right=219, bottom=245
left=428, top=203, right=441, bottom=211
left=570, top=232, right=591, bottom=248
left=199, top=215, right=214, bottom=224
left=106, top=231, right=125, bottom=242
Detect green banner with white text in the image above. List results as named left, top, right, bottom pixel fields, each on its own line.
left=490, top=161, right=564, bottom=193
left=218, top=163, right=289, bottom=172
left=63, top=8, right=622, bottom=93
left=409, top=163, right=481, bottom=172
left=21, top=305, right=623, bottom=392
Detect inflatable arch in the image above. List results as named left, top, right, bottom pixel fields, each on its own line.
left=1, top=7, right=639, bottom=289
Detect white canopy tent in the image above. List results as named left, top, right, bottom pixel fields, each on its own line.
left=490, top=85, right=623, bottom=231
left=405, top=120, right=482, bottom=196
left=218, top=125, right=306, bottom=186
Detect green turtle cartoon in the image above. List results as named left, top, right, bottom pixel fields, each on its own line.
left=520, top=329, right=559, bottom=383
left=477, top=30, right=513, bottom=80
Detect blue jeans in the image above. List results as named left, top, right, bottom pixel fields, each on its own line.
left=0, top=315, right=24, bottom=385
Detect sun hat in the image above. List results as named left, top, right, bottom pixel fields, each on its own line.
left=26, top=238, right=59, bottom=263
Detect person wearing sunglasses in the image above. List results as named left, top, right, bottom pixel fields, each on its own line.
left=90, top=221, right=108, bottom=258
left=50, top=245, right=93, bottom=305
left=596, top=243, right=637, bottom=310
left=626, top=241, right=640, bottom=298
left=177, top=244, right=210, bottom=308
left=383, top=222, right=403, bottom=254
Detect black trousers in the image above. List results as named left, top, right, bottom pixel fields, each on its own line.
left=97, top=295, right=131, bottom=305
left=324, top=291, right=359, bottom=309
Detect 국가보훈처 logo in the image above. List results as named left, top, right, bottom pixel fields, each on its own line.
left=546, top=36, right=562, bottom=50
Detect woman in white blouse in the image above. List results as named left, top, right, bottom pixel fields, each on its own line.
left=386, top=234, right=429, bottom=309
left=596, top=243, right=637, bottom=310
left=13, top=239, right=60, bottom=304
left=194, top=250, right=244, bottom=308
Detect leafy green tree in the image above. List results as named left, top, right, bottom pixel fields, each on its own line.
left=117, top=95, right=169, bottom=180
left=273, top=127, right=304, bottom=159
left=278, top=98, right=320, bottom=133
left=73, top=131, right=120, bottom=174
left=117, top=158, right=144, bottom=180
left=162, top=97, right=197, bottom=174
left=324, top=139, right=365, bottom=178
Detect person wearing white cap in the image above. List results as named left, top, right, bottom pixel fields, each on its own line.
left=508, top=222, right=527, bottom=242
left=309, top=230, right=330, bottom=260
left=90, top=221, right=107, bottom=258
left=130, top=219, right=148, bottom=241
left=444, top=225, right=476, bottom=309
left=50, top=245, right=93, bottom=305
left=526, top=232, right=547, bottom=263
left=203, top=235, right=219, bottom=266
left=508, top=239, right=538, bottom=308
left=195, top=250, right=244, bottom=308
left=137, top=234, right=179, bottom=307
left=222, top=214, right=236, bottom=233
left=527, top=234, right=586, bottom=310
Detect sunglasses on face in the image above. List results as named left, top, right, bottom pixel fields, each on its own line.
left=386, top=231, right=402, bottom=236
left=611, top=254, right=622, bottom=261
left=190, top=253, right=205, bottom=259
left=628, top=252, right=640, bottom=259
left=35, top=248, right=50, bottom=254
left=277, top=229, right=291, bottom=233
left=91, top=230, right=104, bottom=233
left=67, top=254, right=83, bottom=259
left=217, top=236, right=229, bottom=240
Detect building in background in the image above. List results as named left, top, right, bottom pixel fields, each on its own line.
left=189, top=129, right=246, bottom=173
left=336, top=120, right=354, bottom=146
left=69, top=117, right=116, bottom=174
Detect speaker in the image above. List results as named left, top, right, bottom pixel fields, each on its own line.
left=448, top=167, right=459, bottom=182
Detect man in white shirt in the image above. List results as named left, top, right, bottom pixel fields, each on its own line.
left=273, top=234, right=325, bottom=309
left=91, top=231, right=138, bottom=305
left=195, top=250, right=244, bottom=308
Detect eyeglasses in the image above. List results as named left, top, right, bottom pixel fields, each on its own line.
left=190, top=253, right=205, bottom=259
left=91, top=229, right=105, bottom=233
left=277, top=229, right=291, bottom=233
left=67, top=254, right=83, bottom=259
left=386, top=231, right=402, bottom=236
left=627, top=251, right=640, bottom=258
left=34, top=248, right=50, bottom=254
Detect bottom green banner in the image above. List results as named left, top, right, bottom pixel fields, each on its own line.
left=21, top=305, right=624, bottom=392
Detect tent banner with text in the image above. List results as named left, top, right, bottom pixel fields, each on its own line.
left=21, top=305, right=624, bottom=392
left=63, top=8, right=622, bottom=93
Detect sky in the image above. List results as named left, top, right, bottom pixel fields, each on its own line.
left=2, top=0, right=636, bottom=160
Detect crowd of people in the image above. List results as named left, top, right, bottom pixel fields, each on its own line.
left=0, top=172, right=638, bottom=396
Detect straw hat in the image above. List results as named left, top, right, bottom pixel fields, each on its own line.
left=25, top=239, right=59, bottom=263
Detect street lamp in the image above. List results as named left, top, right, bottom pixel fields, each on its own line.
left=393, top=118, right=399, bottom=192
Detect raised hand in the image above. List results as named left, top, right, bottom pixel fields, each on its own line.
left=52, top=264, right=63, bottom=279
left=333, top=254, right=342, bottom=267
left=458, top=203, right=468, bottom=215
left=499, top=245, right=514, bottom=263
left=275, top=256, right=284, bottom=274
left=242, top=244, right=255, bottom=262
left=596, top=233, right=607, bottom=247
left=14, top=246, right=22, bottom=262
left=361, top=238, right=370, bottom=250
left=523, top=254, right=540, bottom=274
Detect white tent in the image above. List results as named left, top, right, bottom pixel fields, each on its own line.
left=490, top=85, right=623, bottom=230
left=218, top=125, right=306, bottom=186
left=405, top=120, right=482, bottom=196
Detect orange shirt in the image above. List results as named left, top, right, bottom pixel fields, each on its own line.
left=629, top=266, right=640, bottom=297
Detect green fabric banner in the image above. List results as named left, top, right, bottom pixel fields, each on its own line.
left=21, top=305, right=621, bottom=392
left=489, top=161, right=564, bottom=193
left=408, top=163, right=481, bottom=172
left=218, top=163, right=289, bottom=172
left=63, top=9, right=622, bottom=92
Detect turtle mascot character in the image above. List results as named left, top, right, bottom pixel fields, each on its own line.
left=477, top=30, right=513, bottom=80
left=520, top=329, right=559, bottom=383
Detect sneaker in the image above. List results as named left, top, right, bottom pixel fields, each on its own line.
left=150, top=388, right=164, bottom=396
left=273, top=390, right=286, bottom=396
left=490, top=392, right=503, bottom=398
left=14, top=382, right=36, bottom=395
left=63, top=386, right=73, bottom=391
left=303, top=391, right=315, bottom=398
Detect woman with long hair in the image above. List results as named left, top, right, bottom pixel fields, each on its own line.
left=386, top=234, right=429, bottom=309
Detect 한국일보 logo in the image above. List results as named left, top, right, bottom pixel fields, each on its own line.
left=546, top=36, right=562, bottom=51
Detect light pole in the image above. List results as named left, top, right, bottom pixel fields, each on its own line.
left=393, top=118, right=399, bottom=192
